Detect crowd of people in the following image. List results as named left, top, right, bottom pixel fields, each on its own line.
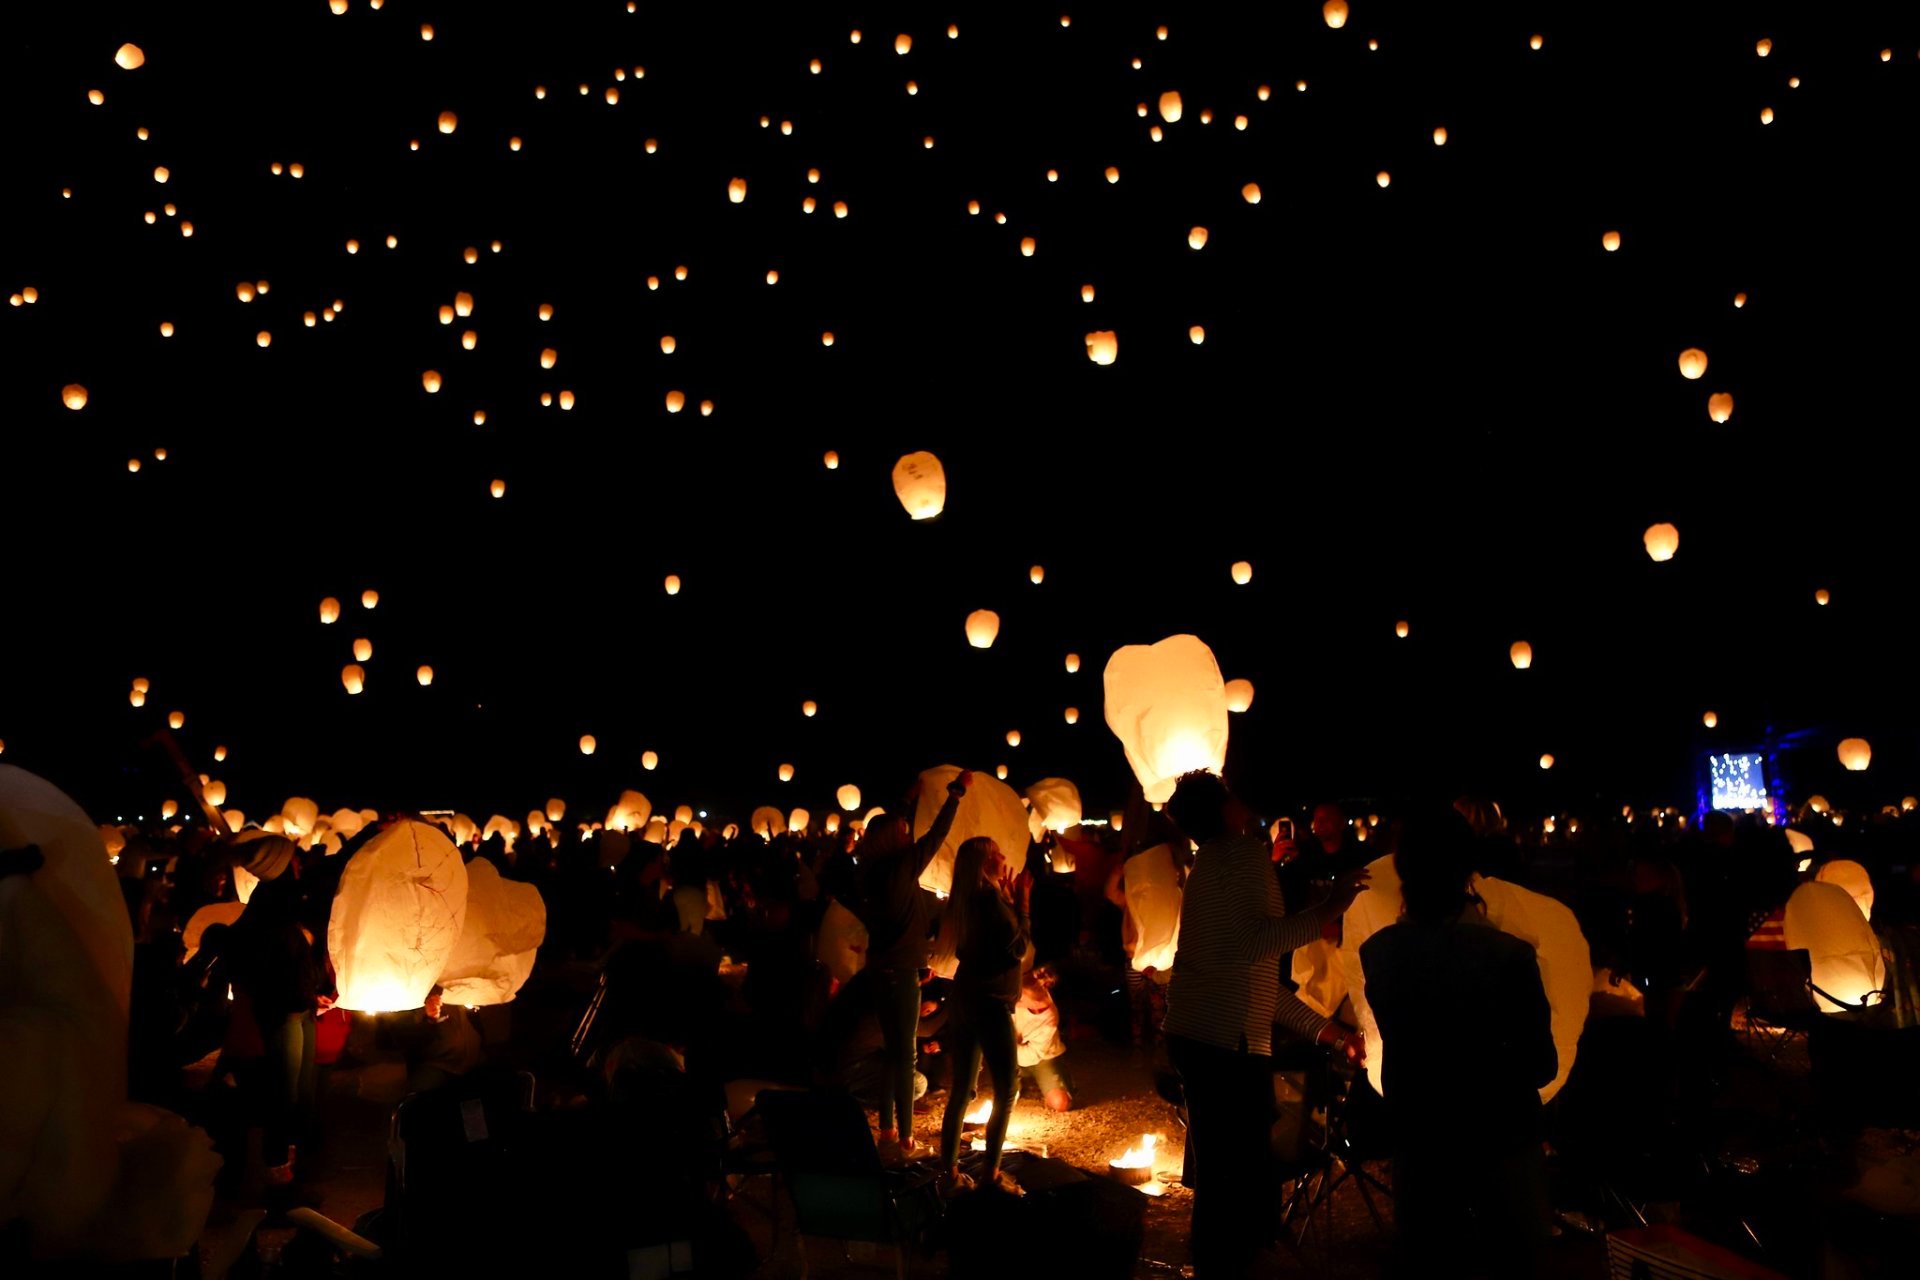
left=10, top=756, right=1916, bottom=1277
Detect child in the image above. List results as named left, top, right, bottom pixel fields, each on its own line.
left=1013, top=964, right=1072, bottom=1111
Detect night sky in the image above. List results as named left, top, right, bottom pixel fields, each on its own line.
left=6, top=2, right=1920, bottom=827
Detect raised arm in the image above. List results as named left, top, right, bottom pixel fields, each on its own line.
left=912, top=772, right=969, bottom=875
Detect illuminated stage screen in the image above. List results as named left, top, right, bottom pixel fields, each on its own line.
left=1708, top=753, right=1771, bottom=812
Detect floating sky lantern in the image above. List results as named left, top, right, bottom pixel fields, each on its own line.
left=1678, top=348, right=1708, bottom=379
left=1242, top=182, right=1261, bottom=203
left=1510, top=641, right=1534, bottom=669
left=778, top=763, right=794, bottom=782
left=1323, top=1, right=1349, bottom=29
left=1837, top=738, right=1871, bottom=771
left=913, top=765, right=1030, bottom=895
left=802, top=700, right=818, bottom=718
left=61, top=384, right=88, bottom=410
left=319, top=597, right=341, bottom=624
left=1064, top=707, right=1080, bottom=724
left=891, top=451, right=947, bottom=520
left=1065, top=653, right=1082, bottom=673
left=1103, top=634, right=1231, bottom=803
left=1395, top=620, right=1410, bottom=638
left=1708, top=393, right=1734, bottom=423
left=1187, top=226, right=1208, bottom=250
left=1433, top=126, right=1448, bottom=145
left=966, top=610, right=1001, bottom=649
left=1376, top=171, right=1391, bottom=188
left=422, top=370, right=443, bottom=393
left=437, top=111, right=457, bottom=134
left=579, top=735, right=596, bottom=755
left=1030, top=565, right=1045, bottom=585
left=1539, top=753, right=1555, bottom=769
left=1224, top=679, right=1255, bottom=713
left=837, top=784, right=861, bottom=811
left=665, top=391, right=686, bottom=413
left=1815, top=588, right=1831, bottom=606
left=1020, top=237, right=1036, bottom=257
left=1643, top=522, right=1680, bottom=562
left=342, top=664, right=365, bottom=694
left=490, top=479, right=506, bottom=499
left=362, top=590, right=379, bottom=609
left=1025, top=777, right=1083, bottom=835
left=642, top=751, right=659, bottom=771
left=1006, top=730, right=1022, bottom=747
left=1231, top=560, right=1252, bottom=585
left=1703, top=710, right=1718, bottom=728
left=1602, top=230, right=1621, bottom=252
left=728, top=177, right=747, bottom=203
left=352, top=638, right=373, bottom=662
left=823, top=450, right=839, bottom=469
left=664, top=575, right=682, bottom=596
left=1085, top=330, right=1119, bottom=365
left=1158, top=91, right=1183, bottom=122
left=416, top=665, right=433, bottom=686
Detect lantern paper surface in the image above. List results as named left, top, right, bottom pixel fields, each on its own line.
left=1785, top=881, right=1885, bottom=1012
left=911, top=764, right=1030, bottom=895
left=1837, top=738, right=1871, bottom=771
left=891, top=451, right=947, bottom=520
left=328, top=818, right=469, bottom=1012
left=1814, top=858, right=1874, bottom=922
left=1102, top=634, right=1230, bottom=803
left=1124, top=843, right=1182, bottom=973
left=1224, top=678, right=1255, bottom=713
left=965, top=609, right=1001, bottom=648
left=1339, top=856, right=1591, bottom=1102
left=0, top=764, right=133, bottom=1012
left=750, top=805, right=786, bottom=838
left=1024, top=776, right=1083, bottom=834
left=436, top=859, right=545, bottom=1006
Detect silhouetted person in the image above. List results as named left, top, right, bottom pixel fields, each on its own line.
left=1163, top=772, right=1367, bottom=1279
left=1361, top=809, right=1556, bottom=1279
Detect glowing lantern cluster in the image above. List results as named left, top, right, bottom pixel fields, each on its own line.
left=1102, top=634, right=1231, bottom=803
left=891, top=451, right=947, bottom=520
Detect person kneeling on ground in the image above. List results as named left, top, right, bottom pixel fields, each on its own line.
left=1014, top=964, right=1072, bottom=1112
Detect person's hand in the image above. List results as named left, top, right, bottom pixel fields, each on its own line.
left=924, top=1039, right=941, bottom=1054
left=1326, top=866, right=1371, bottom=916
left=948, top=771, right=973, bottom=798
left=1317, top=1022, right=1366, bottom=1064
left=316, top=994, right=335, bottom=1012
left=920, top=1000, right=939, bottom=1017
left=1271, top=837, right=1299, bottom=865
left=998, top=868, right=1032, bottom=913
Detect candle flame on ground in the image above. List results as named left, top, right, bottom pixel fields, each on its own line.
left=1112, top=1133, right=1160, bottom=1168
left=963, top=1097, right=993, bottom=1125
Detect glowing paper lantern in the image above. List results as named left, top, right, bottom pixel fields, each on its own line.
left=167, top=711, right=185, bottom=730
left=1395, top=620, right=1410, bottom=638
left=1642, top=523, right=1680, bottom=562
left=1341, top=860, right=1589, bottom=1100
left=1323, top=1, right=1349, bottom=29
left=1601, top=230, right=1621, bottom=252
left=1231, top=560, right=1253, bottom=585
left=664, top=575, right=682, bottom=596
left=912, top=765, right=1030, bottom=894
left=1242, top=182, right=1262, bottom=203
left=788, top=808, right=811, bottom=834
left=1085, top=331, right=1119, bottom=365
left=965, top=610, right=1001, bottom=649
left=1433, top=126, right=1448, bottom=145
left=1102, top=634, right=1231, bottom=803
left=1024, top=777, right=1082, bottom=834
left=352, top=638, right=372, bottom=662
left=490, top=480, right=505, bottom=499
left=837, top=784, right=862, bottom=811
left=1029, top=565, right=1045, bottom=585
left=1677, top=348, right=1708, bottom=380
left=341, top=664, right=365, bottom=694
left=1785, top=881, right=1885, bottom=1012
left=728, top=177, right=747, bottom=203
left=114, top=42, right=146, bottom=70
left=1815, top=859, right=1874, bottom=922
left=665, top=391, right=686, bottom=413
left=1510, top=641, right=1533, bottom=670
left=329, top=818, right=470, bottom=1013
left=433, top=859, right=542, bottom=1007
left=437, top=111, right=457, bottom=135
left=422, top=370, right=443, bottom=394
left=1539, top=754, right=1555, bottom=770
left=1837, top=738, right=1871, bottom=771
left=823, top=450, right=839, bottom=469
left=1224, top=678, right=1255, bottom=713
left=1006, top=730, right=1022, bottom=747
left=1187, top=226, right=1208, bottom=250
left=1708, top=393, right=1734, bottom=423
left=891, top=451, right=947, bottom=520
left=361, top=590, right=379, bottom=610
left=802, top=700, right=818, bottom=717
left=1158, top=91, right=1183, bottom=122
left=579, top=735, right=597, bottom=755
left=1375, top=171, right=1391, bottom=188
left=1065, top=653, right=1081, bottom=673
left=777, top=763, right=794, bottom=782
left=416, top=665, right=434, bottom=686
left=1703, top=710, right=1718, bottom=728
left=62, top=384, right=89, bottom=411
left=1815, top=588, right=1831, bottom=606
left=1125, top=842, right=1183, bottom=972
left=750, top=806, right=786, bottom=838
left=320, top=597, right=341, bottom=624
left=546, top=798, right=566, bottom=823
left=1064, top=707, right=1080, bottom=724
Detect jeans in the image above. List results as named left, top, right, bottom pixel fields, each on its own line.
left=940, top=995, right=1017, bottom=1175
left=1168, top=1034, right=1277, bottom=1279
left=261, top=1011, right=317, bottom=1167
left=870, top=966, right=924, bottom=1137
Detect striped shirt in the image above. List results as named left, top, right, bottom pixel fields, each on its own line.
left=1165, top=833, right=1333, bottom=1055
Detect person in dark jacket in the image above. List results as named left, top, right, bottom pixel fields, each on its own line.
left=936, top=836, right=1031, bottom=1198
left=852, top=771, right=968, bottom=1164
left=1360, top=809, right=1557, bottom=1279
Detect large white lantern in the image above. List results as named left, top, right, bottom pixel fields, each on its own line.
left=891, top=451, right=947, bottom=520
left=436, top=860, right=545, bottom=1006
left=1102, top=634, right=1230, bottom=803
left=1784, top=880, right=1885, bottom=1012
left=1023, top=777, right=1083, bottom=834
left=911, top=765, right=1030, bottom=895
left=328, top=818, right=470, bottom=1012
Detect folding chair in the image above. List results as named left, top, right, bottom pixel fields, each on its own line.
left=1741, top=949, right=1820, bottom=1062
left=1276, top=1060, right=1394, bottom=1274
left=756, top=1090, right=935, bottom=1279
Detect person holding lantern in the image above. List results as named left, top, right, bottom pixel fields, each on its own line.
left=1162, top=771, right=1368, bottom=1279
left=935, top=836, right=1033, bottom=1197
left=853, top=770, right=968, bottom=1166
